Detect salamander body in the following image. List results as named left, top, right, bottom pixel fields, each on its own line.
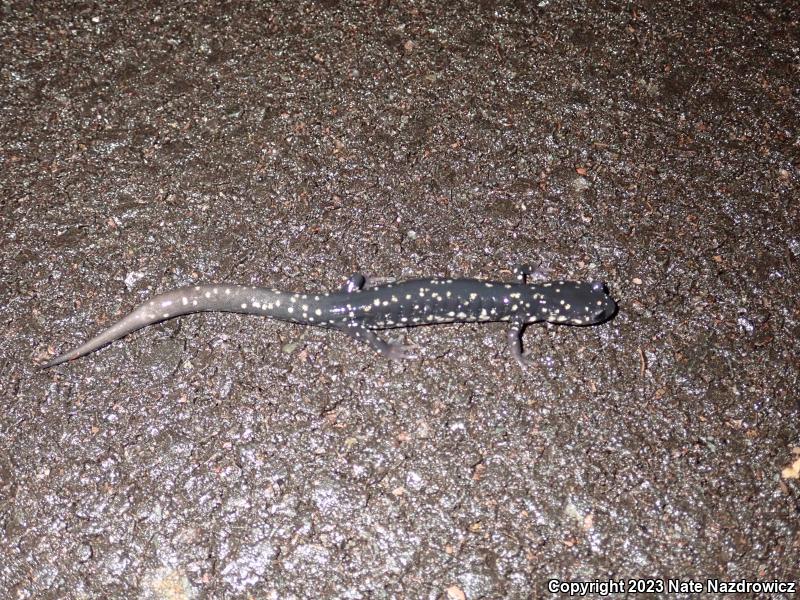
left=42, top=269, right=616, bottom=368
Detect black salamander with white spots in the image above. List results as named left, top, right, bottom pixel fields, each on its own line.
left=41, top=265, right=616, bottom=368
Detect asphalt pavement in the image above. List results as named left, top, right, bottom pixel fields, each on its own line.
left=1, top=2, right=797, bottom=598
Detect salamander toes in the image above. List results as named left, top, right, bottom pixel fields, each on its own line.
left=385, top=338, right=418, bottom=360
left=513, top=350, right=536, bottom=368
left=512, top=262, right=549, bottom=283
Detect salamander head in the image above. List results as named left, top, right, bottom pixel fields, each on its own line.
left=528, top=280, right=616, bottom=325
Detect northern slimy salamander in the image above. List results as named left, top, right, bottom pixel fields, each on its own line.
left=41, top=266, right=616, bottom=368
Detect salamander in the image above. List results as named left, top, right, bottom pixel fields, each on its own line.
left=40, top=266, right=616, bottom=368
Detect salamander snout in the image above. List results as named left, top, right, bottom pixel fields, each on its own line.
left=589, top=281, right=616, bottom=323
left=533, top=280, right=617, bottom=325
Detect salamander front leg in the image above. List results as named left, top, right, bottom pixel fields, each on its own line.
left=507, top=317, right=533, bottom=367
left=336, top=322, right=417, bottom=360
left=512, top=263, right=548, bottom=284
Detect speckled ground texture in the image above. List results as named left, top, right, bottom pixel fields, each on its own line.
left=2, top=1, right=798, bottom=598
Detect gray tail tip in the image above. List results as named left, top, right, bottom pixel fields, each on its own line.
left=38, top=355, right=66, bottom=369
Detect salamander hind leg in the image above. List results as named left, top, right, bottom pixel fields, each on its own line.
left=507, top=318, right=533, bottom=367
left=337, top=322, right=417, bottom=360
left=341, top=273, right=398, bottom=292
left=341, top=273, right=368, bottom=293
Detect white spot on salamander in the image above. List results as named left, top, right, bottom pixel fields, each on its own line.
left=241, top=303, right=248, bottom=309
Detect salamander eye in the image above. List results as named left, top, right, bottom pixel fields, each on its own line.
left=591, top=281, right=606, bottom=293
